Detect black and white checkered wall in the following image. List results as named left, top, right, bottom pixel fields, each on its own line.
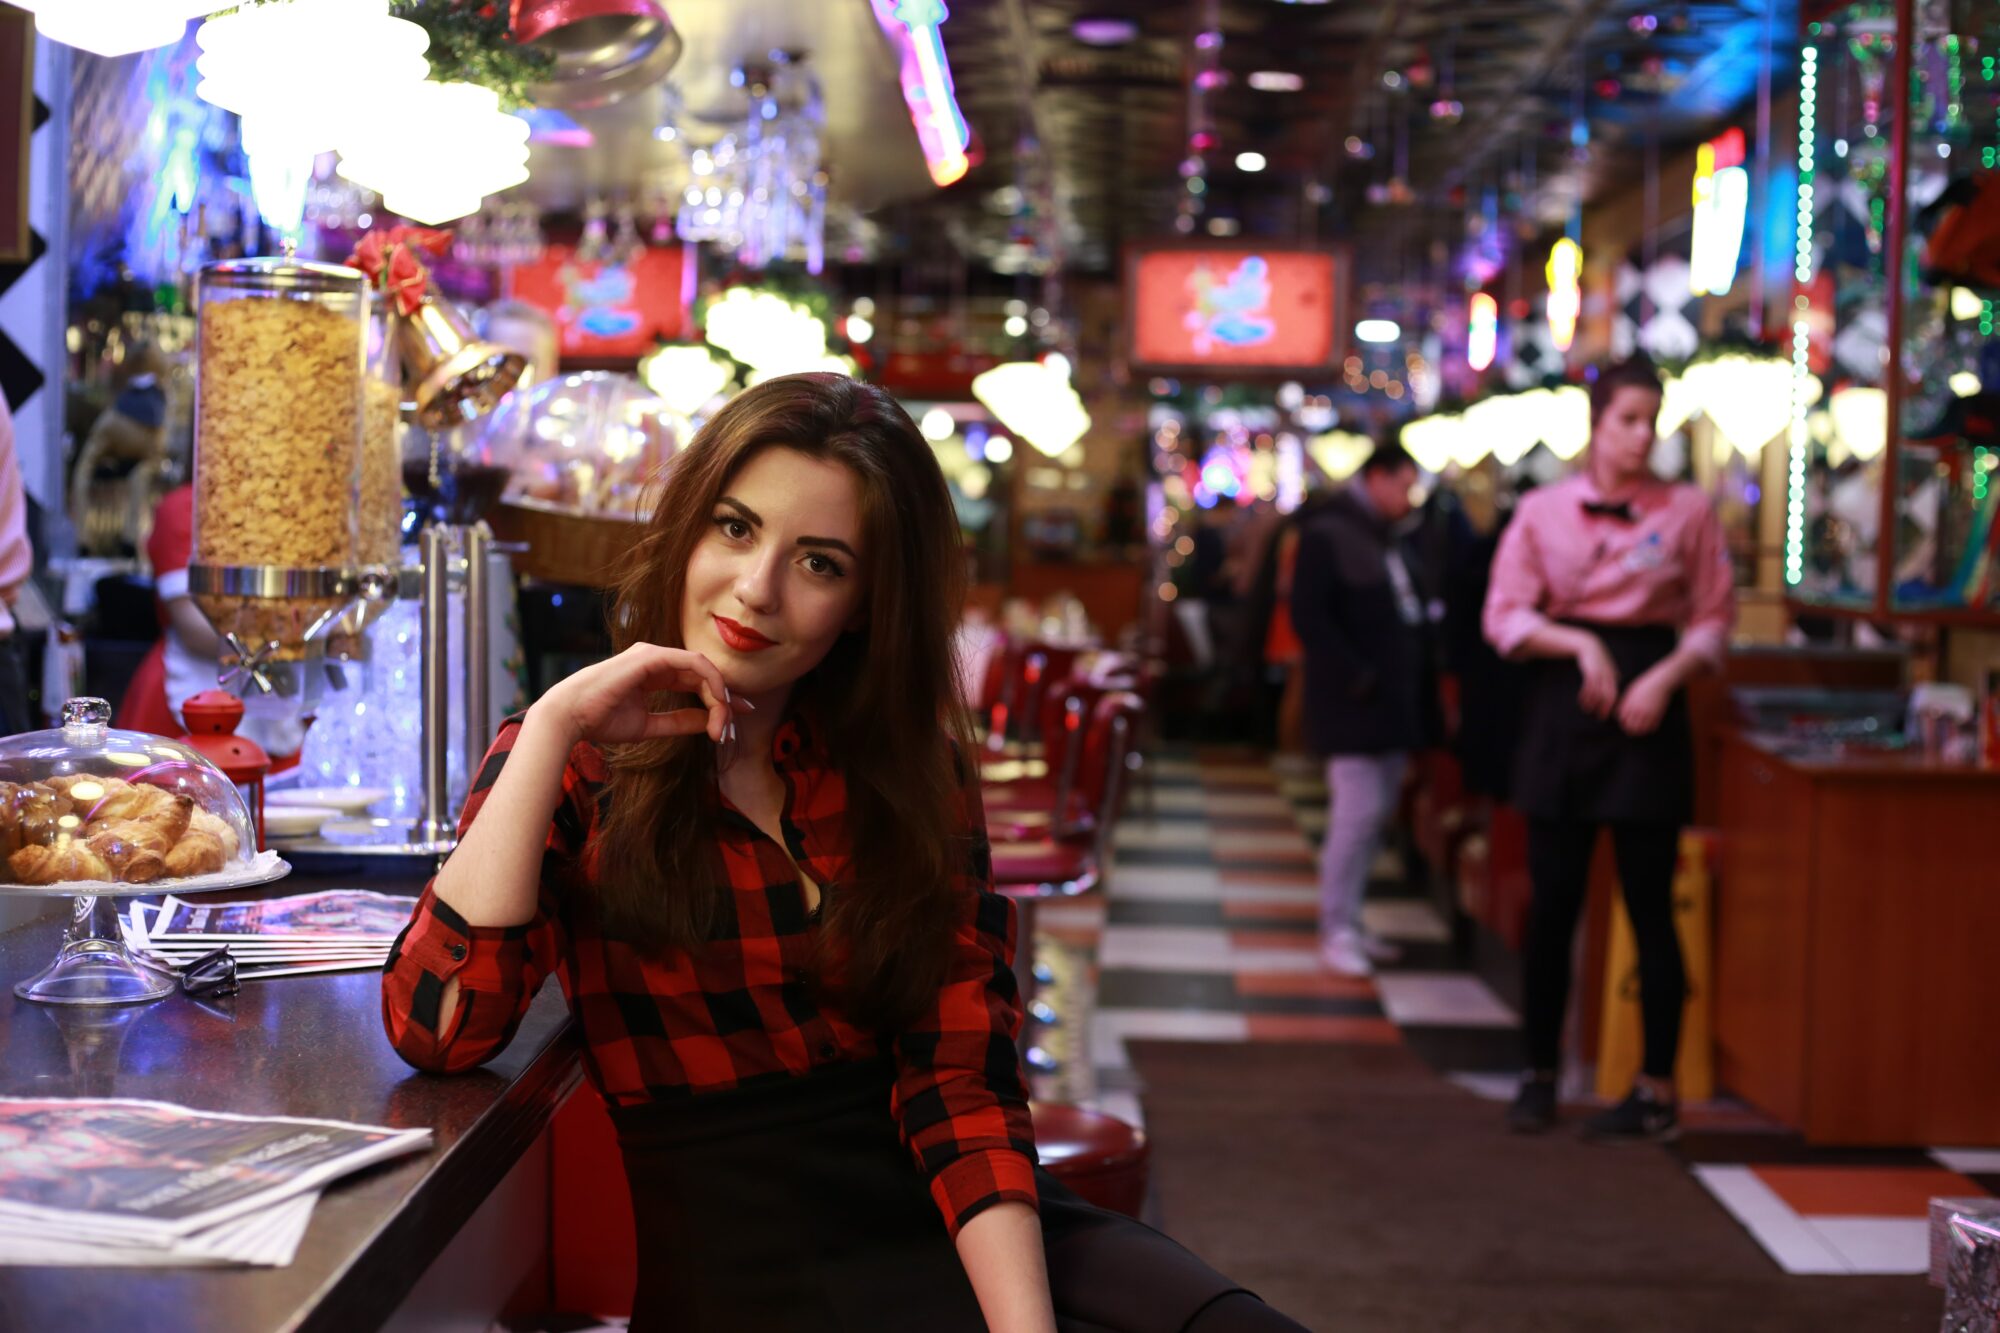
left=0, top=33, right=64, bottom=509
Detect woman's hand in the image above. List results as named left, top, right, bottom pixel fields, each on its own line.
left=1573, top=633, right=1621, bottom=720
left=1616, top=664, right=1676, bottom=736
left=534, top=642, right=743, bottom=749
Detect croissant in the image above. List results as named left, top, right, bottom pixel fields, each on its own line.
left=8, top=840, right=114, bottom=886
left=44, top=774, right=129, bottom=811
left=87, top=783, right=192, bottom=845
left=163, top=830, right=227, bottom=879
left=85, top=819, right=174, bottom=883
left=13, top=784, right=76, bottom=848
left=186, top=807, right=240, bottom=862
left=0, top=781, right=24, bottom=858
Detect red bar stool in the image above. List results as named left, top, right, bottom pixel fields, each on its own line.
left=1030, top=1101, right=1150, bottom=1219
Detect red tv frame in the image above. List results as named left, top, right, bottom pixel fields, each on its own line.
left=1124, top=240, right=1350, bottom=379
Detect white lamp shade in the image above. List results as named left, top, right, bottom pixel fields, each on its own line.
left=702, top=289, right=835, bottom=375
left=1682, top=355, right=1813, bottom=457
left=1656, top=374, right=1696, bottom=437
left=1829, top=386, right=1888, bottom=462
left=199, top=0, right=429, bottom=155
left=1311, top=430, right=1376, bottom=481
left=338, top=82, right=529, bottom=225
left=641, top=345, right=733, bottom=418
left=18, top=0, right=233, bottom=58
left=1397, top=418, right=1457, bottom=475
left=1545, top=386, right=1593, bottom=460
left=972, top=362, right=1091, bottom=458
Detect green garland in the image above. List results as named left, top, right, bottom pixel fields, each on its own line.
left=389, top=0, right=554, bottom=109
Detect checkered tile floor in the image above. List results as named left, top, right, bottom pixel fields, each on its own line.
left=1018, top=744, right=1990, bottom=1278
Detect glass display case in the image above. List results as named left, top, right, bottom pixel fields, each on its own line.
left=1790, top=0, right=2000, bottom=622
left=0, top=698, right=286, bottom=1004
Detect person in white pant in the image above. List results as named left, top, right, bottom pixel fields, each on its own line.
left=1287, top=444, right=1435, bottom=976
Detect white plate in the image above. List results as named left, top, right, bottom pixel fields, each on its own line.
left=262, top=805, right=341, bottom=839
left=267, top=787, right=390, bottom=815
left=0, top=851, right=292, bottom=899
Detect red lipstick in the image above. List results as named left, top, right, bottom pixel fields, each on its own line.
left=713, top=615, right=777, bottom=652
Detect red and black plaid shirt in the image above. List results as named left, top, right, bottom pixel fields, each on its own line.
left=382, top=712, right=1038, bottom=1237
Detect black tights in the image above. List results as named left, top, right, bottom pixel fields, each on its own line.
left=1522, top=818, right=1685, bottom=1082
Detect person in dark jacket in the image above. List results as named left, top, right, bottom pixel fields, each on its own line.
left=1289, top=443, right=1434, bottom=976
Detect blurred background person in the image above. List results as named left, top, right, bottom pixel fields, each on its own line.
left=1290, top=442, right=1437, bottom=976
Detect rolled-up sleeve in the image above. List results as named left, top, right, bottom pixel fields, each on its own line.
left=382, top=717, right=585, bottom=1073
left=1483, top=502, right=1553, bottom=660
left=890, top=753, right=1039, bottom=1238
left=1677, top=499, right=1737, bottom=670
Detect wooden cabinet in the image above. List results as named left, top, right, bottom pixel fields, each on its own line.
left=1714, top=731, right=2000, bottom=1144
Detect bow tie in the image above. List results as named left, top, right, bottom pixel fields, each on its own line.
left=1581, top=500, right=1637, bottom=523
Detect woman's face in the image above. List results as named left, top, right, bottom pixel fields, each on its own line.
left=1591, top=386, right=1662, bottom=481
left=679, top=446, right=869, bottom=699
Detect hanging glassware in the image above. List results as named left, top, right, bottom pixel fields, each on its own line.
left=675, top=52, right=827, bottom=274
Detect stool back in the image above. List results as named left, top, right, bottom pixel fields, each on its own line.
left=1073, top=690, right=1146, bottom=866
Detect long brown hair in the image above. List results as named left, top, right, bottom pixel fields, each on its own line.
left=590, top=372, right=973, bottom=1032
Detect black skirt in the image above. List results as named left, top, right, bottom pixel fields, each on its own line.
left=1511, top=621, right=1693, bottom=825
left=609, top=1057, right=1250, bottom=1333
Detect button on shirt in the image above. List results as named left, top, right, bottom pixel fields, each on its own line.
left=1482, top=473, right=1736, bottom=665
left=381, top=712, right=1038, bottom=1238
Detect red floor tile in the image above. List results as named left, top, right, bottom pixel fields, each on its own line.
left=1245, top=1014, right=1403, bottom=1043
left=1228, top=929, right=1321, bottom=953
left=1224, top=860, right=1320, bottom=880
left=1221, top=899, right=1319, bottom=923
left=1235, top=972, right=1379, bottom=1000
left=1752, top=1165, right=1986, bottom=1218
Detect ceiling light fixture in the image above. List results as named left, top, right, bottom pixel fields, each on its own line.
left=1071, top=16, right=1139, bottom=45
left=338, top=82, right=530, bottom=225
left=16, top=0, right=233, bottom=58
left=1248, top=71, right=1304, bottom=92
left=973, top=361, right=1091, bottom=458
left=1235, top=150, right=1268, bottom=172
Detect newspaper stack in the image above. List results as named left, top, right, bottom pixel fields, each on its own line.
left=0, top=1097, right=430, bottom=1266
left=122, top=889, right=414, bottom=981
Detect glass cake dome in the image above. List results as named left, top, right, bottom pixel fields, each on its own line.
left=1, top=698, right=284, bottom=1005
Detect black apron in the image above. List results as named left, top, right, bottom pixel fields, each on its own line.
left=1511, top=621, right=1692, bottom=825
left=610, top=1057, right=1250, bottom=1333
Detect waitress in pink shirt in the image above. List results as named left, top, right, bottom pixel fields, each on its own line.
left=1482, top=355, right=1735, bottom=1143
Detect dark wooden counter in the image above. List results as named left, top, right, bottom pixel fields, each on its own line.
left=0, top=870, right=581, bottom=1333
left=1713, top=732, right=2000, bottom=1145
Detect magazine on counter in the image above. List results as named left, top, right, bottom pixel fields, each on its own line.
left=122, top=903, right=392, bottom=978
left=0, top=1097, right=430, bottom=1250
left=1, top=1190, right=319, bottom=1266
left=145, top=890, right=414, bottom=943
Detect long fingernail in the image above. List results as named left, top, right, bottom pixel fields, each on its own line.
left=729, top=721, right=737, bottom=743
left=737, top=697, right=756, bottom=711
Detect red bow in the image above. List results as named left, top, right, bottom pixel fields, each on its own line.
left=346, top=231, right=386, bottom=282
left=384, top=225, right=454, bottom=259
left=385, top=244, right=428, bottom=317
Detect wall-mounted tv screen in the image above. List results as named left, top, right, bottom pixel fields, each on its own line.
left=505, top=244, right=691, bottom=362
left=1126, top=244, right=1347, bottom=375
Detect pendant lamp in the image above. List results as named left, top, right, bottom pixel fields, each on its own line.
left=337, top=81, right=531, bottom=225
left=15, top=0, right=232, bottom=58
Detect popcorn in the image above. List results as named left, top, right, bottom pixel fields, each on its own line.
left=359, top=378, right=404, bottom=567
left=195, top=298, right=361, bottom=571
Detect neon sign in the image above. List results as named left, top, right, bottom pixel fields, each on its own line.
left=875, top=0, right=972, bottom=187
left=1546, top=239, right=1582, bottom=353
left=1467, top=292, right=1498, bottom=371
left=1691, top=128, right=1749, bottom=296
